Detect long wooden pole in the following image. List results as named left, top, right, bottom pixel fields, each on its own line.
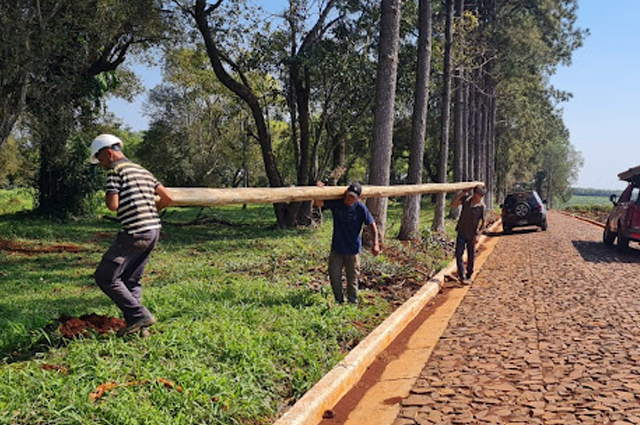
left=167, top=181, right=483, bottom=207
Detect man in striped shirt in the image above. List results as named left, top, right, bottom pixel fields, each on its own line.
left=90, top=134, right=172, bottom=336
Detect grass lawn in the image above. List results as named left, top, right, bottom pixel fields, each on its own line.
left=0, top=194, right=457, bottom=424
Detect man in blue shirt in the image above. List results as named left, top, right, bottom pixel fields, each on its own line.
left=314, top=182, right=381, bottom=304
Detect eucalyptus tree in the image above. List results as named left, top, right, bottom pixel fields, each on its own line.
left=274, top=0, right=372, bottom=224
left=398, top=0, right=433, bottom=241
left=441, top=0, right=586, bottom=209
left=365, top=0, right=402, bottom=244
left=431, top=0, right=454, bottom=233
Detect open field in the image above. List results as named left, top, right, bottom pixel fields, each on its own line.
left=556, top=194, right=613, bottom=208
left=0, top=193, right=457, bottom=424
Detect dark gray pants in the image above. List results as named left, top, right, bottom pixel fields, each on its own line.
left=328, top=250, right=360, bottom=303
left=94, top=228, right=160, bottom=324
left=455, top=234, right=476, bottom=280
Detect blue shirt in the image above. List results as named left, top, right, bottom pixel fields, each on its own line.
left=323, top=200, right=375, bottom=255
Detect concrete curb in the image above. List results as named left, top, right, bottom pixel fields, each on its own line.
left=557, top=210, right=605, bottom=229
left=273, top=219, right=503, bottom=425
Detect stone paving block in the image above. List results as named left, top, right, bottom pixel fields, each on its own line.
left=391, top=212, right=640, bottom=425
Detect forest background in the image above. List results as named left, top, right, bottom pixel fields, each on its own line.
left=1, top=0, right=586, bottom=235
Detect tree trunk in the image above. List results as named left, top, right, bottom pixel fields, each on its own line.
left=449, top=0, right=465, bottom=221
left=0, top=72, right=27, bottom=153
left=364, top=0, right=402, bottom=246
left=452, top=0, right=464, bottom=184
left=462, top=78, right=469, bottom=181
left=486, top=84, right=496, bottom=209
left=473, top=74, right=483, bottom=182
left=399, top=0, right=433, bottom=241
left=468, top=81, right=476, bottom=181
left=431, top=0, right=454, bottom=233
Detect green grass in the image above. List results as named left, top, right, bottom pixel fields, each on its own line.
left=0, top=195, right=456, bottom=424
left=557, top=194, right=614, bottom=208
left=0, top=188, right=34, bottom=215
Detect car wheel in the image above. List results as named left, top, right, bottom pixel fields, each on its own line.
left=617, top=222, right=630, bottom=251
left=514, top=203, right=530, bottom=218
left=541, top=218, right=548, bottom=231
left=503, top=224, right=513, bottom=234
left=603, top=221, right=616, bottom=246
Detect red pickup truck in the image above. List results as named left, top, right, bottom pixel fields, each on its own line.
left=604, top=165, right=640, bottom=250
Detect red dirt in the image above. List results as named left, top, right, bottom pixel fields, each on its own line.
left=58, top=313, right=126, bottom=339
left=0, top=238, right=85, bottom=255
left=41, top=364, right=69, bottom=374
left=90, top=378, right=183, bottom=402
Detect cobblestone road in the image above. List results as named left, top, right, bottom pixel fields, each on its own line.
left=394, top=211, right=640, bottom=425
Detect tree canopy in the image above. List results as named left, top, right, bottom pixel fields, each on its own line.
left=0, top=0, right=586, bottom=225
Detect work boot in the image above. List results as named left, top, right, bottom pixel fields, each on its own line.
left=117, top=315, right=157, bottom=337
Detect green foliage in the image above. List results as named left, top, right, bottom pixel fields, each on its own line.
left=44, top=134, right=106, bottom=217
left=137, top=48, right=268, bottom=188
left=572, top=187, right=622, bottom=197
left=2, top=0, right=173, bottom=216
left=0, top=136, right=32, bottom=188
left=0, top=188, right=34, bottom=215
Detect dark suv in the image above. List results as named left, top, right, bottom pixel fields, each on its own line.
left=500, top=191, right=548, bottom=233
left=603, top=166, right=640, bottom=250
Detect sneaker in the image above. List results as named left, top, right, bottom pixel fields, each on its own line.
left=117, top=315, right=156, bottom=337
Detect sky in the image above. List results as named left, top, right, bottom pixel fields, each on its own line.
left=107, top=0, right=637, bottom=191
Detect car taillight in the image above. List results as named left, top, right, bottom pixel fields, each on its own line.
left=536, top=204, right=542, bottom=212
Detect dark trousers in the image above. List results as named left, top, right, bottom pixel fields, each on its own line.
left=94, top=228, right=160, bottom=324
left=455, top=234, right=476, bottom=280
left=328, top=250, right=360, bottom=303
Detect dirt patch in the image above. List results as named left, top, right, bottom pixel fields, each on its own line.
left=41, top=364, right=69, bottom=374
left=58, top=313, right=125, bottom=339
left=0, top=238, right=85, bottom=255
left=91, top=232, right=114, bottom=242
left=90, top=378, right=183, bottom=403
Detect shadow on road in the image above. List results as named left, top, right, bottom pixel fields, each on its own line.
left=485, top=227, right=540, bottom=238
left=572, top=240, right=640, bottom=264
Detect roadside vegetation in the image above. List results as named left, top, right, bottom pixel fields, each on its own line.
left=557, top=189, right=619, bottom=223
left=0, top=194, right=456, bottom=424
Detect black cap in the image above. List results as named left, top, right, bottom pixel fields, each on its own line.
left=346, top=182, right=362, bottom=197
left=474, top=185, right=486, bottom=195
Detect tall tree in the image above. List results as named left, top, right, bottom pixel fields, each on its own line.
left=431, top=0, right=454, bottom=233
left=365, top=0, right=403, bottom=245
left=183, top=0, right=293, bottom=225
left=0, top=1, right=34, bottom=152
left=23, top=0, right=169, bottom=215
left=284, top=0, right=341, bottom=224
left=398, top=0, right=432, bottom=241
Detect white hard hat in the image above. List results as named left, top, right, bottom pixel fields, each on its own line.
left=89, top=134, right=123, bottom=164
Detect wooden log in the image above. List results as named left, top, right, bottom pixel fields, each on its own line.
left=166, top=181, right=484, bottom=207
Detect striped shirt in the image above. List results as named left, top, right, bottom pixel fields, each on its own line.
left=106, top=159, right=161, bottom=234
